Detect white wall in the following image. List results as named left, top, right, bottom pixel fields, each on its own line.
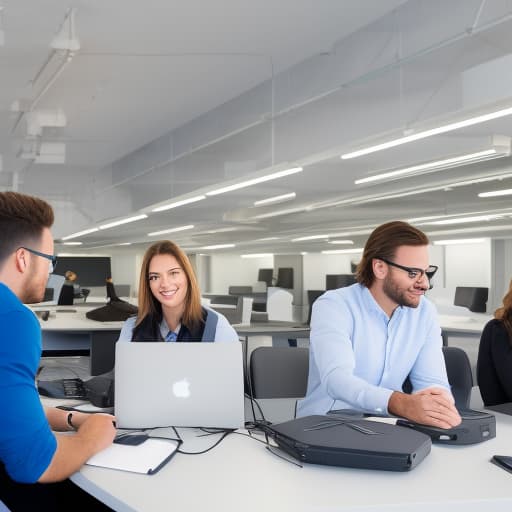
left=208, top=254, right=274, bottom=294
left=444, top=241, right=491, bottom=289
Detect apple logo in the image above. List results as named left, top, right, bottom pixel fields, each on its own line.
left=172, top=378, right=191, bottom=398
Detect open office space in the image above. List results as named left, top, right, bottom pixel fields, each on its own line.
left=3, top=1, right=512, bottom=510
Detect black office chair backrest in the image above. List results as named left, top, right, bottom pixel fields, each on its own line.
left=307, top=290, right=324, bottom=325
left=249, top=347, right=309, bottom=398
left=402, top=346, right=473, bottom=409
left=442, top=346, right=473, bottom=409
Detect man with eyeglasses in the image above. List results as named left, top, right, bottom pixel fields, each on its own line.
left=297, top=221, right=461, bottom=429
left=0, top=191, right=116, bottom=510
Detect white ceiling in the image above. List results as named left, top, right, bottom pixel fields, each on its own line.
left=2, top=0, right=512, bottom=255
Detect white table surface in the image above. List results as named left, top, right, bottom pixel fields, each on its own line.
left=70, top=390, right=512, bottom=512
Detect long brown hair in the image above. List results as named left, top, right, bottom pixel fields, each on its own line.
left=136, top=240, right=203, bottom=330
left=495, top=279, right=512, bottom=339
left=356, top=221, right=429, bottom=288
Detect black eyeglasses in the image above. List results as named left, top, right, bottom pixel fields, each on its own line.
left=19, top=247, right=58, bottom=273
left=378, top=257, right=438, bottom=281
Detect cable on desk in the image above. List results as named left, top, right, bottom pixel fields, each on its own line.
left=172, top=426, right=236, bottom=455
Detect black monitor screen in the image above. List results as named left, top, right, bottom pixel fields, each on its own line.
left=325, top=274, right=357, bottom=290
left=276, top=267, right=294, bottom=289
left=258, top=268, right=274, bottom=286
left=54, top=257, right=112, bottom=287
left=454, top=286, right=488, bottom=313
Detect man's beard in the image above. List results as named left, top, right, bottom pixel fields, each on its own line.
left=383, top=275, right=426, bottom=309
left=20, top=267, right=47, bottom=304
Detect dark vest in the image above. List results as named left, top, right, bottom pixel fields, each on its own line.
left=131, top=307, right=218, bottom=342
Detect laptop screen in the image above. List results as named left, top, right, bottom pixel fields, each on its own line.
left=114, top=342, right=245, bottom=429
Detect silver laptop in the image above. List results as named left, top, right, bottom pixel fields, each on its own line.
left=114, top=342, right=245, bottom=429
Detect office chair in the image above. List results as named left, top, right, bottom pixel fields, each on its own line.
left=402, top=346, right=473, bottom=410
left=249, top=346, right=309, bottom=398
left=57, top=284, right=74, bottom=305
left=307, top=290, right=324, bottom=325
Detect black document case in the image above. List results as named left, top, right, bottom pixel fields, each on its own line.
left=266, top=415, right=431, bottom=471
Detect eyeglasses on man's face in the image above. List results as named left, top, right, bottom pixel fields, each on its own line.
left=19, top=247, right=58, bottom=273
left=377, top=257, right=438, bottom=281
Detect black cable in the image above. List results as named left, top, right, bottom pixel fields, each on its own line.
left=174, top=427, right=233, bottom=455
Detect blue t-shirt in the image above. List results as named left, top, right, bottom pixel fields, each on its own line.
left=0, top=283, right=57, bottom=483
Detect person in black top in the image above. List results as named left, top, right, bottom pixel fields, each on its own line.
left=477, top=280, right=512, bottom=405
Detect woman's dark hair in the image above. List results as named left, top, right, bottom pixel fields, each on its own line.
left=356, top=221, right=429, bottom=288
left=495, top=279, right=512, bottom=340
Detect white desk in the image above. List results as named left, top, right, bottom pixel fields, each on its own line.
left=71, top=401, right=512, bottom=512
left=439, top=314, right=491, bottom=341
left=35, top=307, right=124, bottom=375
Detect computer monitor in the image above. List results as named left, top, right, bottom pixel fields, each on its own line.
left=275, top=268, right=294, bottom=289
left=53, top=256, right=112, bottom=287
left=325, top=274, right=357, bottom=290
left=453, top=286, right=488, bottom=313
left=258, top=268, right=274, bottom=287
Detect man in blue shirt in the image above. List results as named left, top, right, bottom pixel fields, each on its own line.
left=0, top=191, right=116, bottom=510
left=297, top=221, right=461, bottom=429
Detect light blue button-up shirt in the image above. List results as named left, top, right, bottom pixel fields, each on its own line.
left=296, top=284, right=450, bottom=417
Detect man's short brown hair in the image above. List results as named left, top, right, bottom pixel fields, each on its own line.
left=0, top=191, right=54, bottom=263
left=356, top=221, right=429, bottom=288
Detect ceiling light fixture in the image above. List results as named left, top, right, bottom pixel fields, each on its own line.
left=433, top=238, right=486, bottom=245
left=240, top=253, right=274, bottom=258
left=328, top=240, right=354, bottom=245
left=61, top=242, right=82, bottom=246
left=341, top=106, right=512, bottom=159
left=152, top=195, right=206, bottom=212
left=427, top=224, right=512, bottom=237
left=478, top=188, right=512, bottom=198
left=292, top=234, right=329, bottom=242
left=321, top=172, right=512, bottom=210
left=206, top=167, right=303, bottom=196
left=355, top=145, right=510, bottom=185
left=61, top=227, right=99, bottom=241
left=148, top=225, right=195, bottom=237
left=200, top=244, right=236, bottom=250
left=322, top=248, right=364, bottom=254
left=254, top=192, right=296, bottom=207
left=427, top=214, right=506, bottom=225
left=99, top=214, right=147, bottom=230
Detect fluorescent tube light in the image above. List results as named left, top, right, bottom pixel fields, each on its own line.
left=322, top=248, right=364, bottom=254
left=328, top=240, right=354, bottom=245
left=152, top=195, right=206, bottom=212
left=200, top=244, right=236, bottom=250
left=256, top=237, right=280, bottom=241
left=62, top=228, right=99, bottom=240
left=254, top=192, right=296, bottom=207
left=428, top=214, right=505, bottom=225
left=478, top=188, right=512, bottom=198
left=355, top=149, right=504, bottom=185
left=341, top=106, right=512, bottom=159
left=292, top=234, right=329, bottom=242
left=433, top=238, right=486, bottom=245
left=99, top=214, right=147, bottom=230
left=61, top=242, right=82, bottom=246
left=240, top=253, right=273, bottom=258
left=206, top=167, right=303, bottom=196
left=148, top=225, right=194, bottom=237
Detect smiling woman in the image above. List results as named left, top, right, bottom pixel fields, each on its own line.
left=117, top=240, right=239, bottom=343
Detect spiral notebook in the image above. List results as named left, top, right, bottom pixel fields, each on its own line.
left=86, top=437, right=181, bottom=474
